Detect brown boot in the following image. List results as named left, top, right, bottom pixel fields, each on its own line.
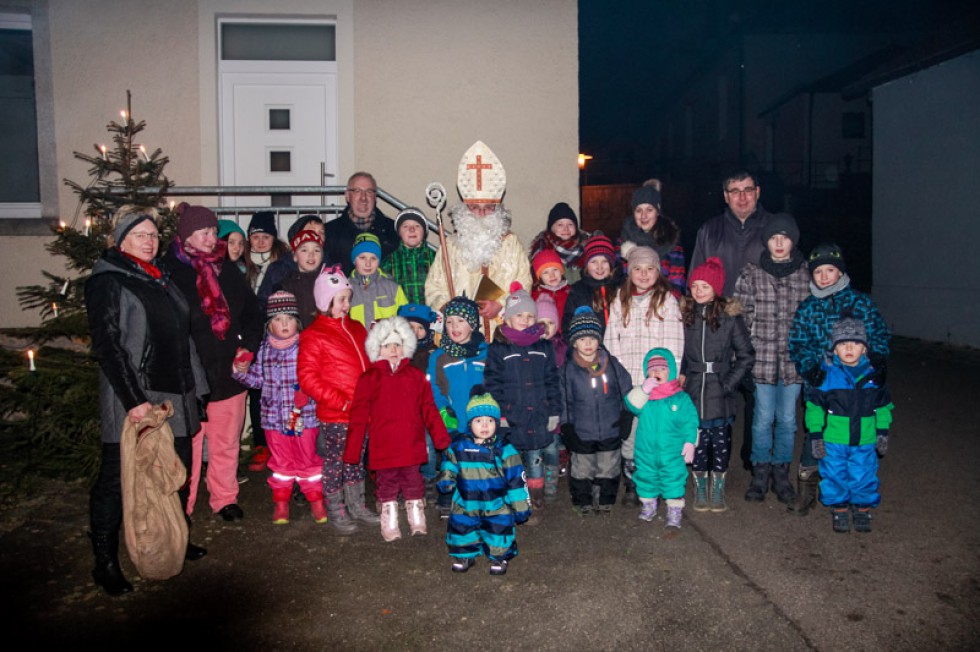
left=787, top=466, right=820, bottom=516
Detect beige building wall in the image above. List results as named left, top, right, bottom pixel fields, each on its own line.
left=0, top=0, right=578, bottom=327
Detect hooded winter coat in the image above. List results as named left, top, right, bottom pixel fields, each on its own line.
left=297, top=314, right=369, bottom=423
left=680, top=297, right=755, bottom=422
left=560, top=348, right=633, bottom=450
left=87, top=247, right=209, bottom=443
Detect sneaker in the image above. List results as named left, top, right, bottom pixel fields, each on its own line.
left=573, top=504, right=594, bottom=517
left=638, top=498, right=658, bottom=522
left=439, top=504, right=451, bottom=519
left=451, top=558, right=475, bottom=573
left=237, top=470, right=249, bottom=485
left=852, top=505, right=873, bottom=533
left=831, top=505, right=851, bottom=533
left=595, top=504, right=613, bottom=516
left=489, top=559, right=508, bottom=576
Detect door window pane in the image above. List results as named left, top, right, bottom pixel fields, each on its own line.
left=0, top=26, right=40, bottom=202
left=269, top=108, right=290, bottom=130
left=270, top=151, right=291, bottom=172
left=221, top=23, right=335, bottom=61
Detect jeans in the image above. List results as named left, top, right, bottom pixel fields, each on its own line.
left=420, top=432, right=440, bottom=480
left=520, top=434, right=561, bottom=480
left=751, top=381, right=801, bottom=465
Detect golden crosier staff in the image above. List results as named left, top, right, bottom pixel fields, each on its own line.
left=426, top=183, right=455, bottom=299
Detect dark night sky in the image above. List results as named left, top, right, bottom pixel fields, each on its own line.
left=578, top=0, right=974, bottom=154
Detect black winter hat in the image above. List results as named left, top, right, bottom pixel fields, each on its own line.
left=287, top=214, right=322, bottom=244
left=762, top=213, right=800, bottom=246
left=631, top=186, right=661, bottom=211
left=808, top=242, right=846, bottom=274
left=248, top=211, right=278, bottom=238
left=547, top=202, right=578, bottom=230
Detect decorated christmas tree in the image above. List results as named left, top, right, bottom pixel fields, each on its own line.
left=0, top=92, right=177, bottom=483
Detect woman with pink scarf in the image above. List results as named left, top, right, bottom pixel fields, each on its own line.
left=164, top=203, right=263, bottom=522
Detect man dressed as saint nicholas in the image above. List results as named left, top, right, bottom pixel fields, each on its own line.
left=424, top=140, right=533, bottom=336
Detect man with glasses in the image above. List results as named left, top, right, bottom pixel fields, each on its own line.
left=690, top=170, right=772, bottom=296
left=324, top=171, right=399, bottom=275
left=691, top=170, right=773, bottom=471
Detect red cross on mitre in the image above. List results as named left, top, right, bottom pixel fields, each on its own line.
left=457, top=140, right=506, bottom=203
left=466, top=154, right=493, bottom=191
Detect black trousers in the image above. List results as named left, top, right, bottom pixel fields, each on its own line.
left=89, top=437, right=192, bottom=533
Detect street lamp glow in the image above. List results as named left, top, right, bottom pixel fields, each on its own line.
left=578, top=153, right=593, bottom=170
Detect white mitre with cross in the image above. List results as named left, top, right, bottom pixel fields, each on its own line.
left=457, top=140, right=506, bottom=204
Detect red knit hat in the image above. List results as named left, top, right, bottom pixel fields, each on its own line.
left=689, top=257, right=725, bottom=297
left=583, top=232, right=616, bottom=266
left=290, top=228, right=323, bottom=252
left=532, top=249, right=564, bottom=280
left=176, top=202, right=218, bottom=243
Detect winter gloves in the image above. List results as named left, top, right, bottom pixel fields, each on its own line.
left=440, top=406, right=458, bottom=432
left=811, top=435, right=826, bottom=460
left=682, top=442, right=695, bottom=464
left=876, top=432, right=888, bottom=457
left=803, top=366, right=826, bottom=388
left=547, top=416, right=560, bottom=432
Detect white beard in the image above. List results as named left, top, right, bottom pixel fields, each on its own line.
left=450, top=204, right=512, bottom=272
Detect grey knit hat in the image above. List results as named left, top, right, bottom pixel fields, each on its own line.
left=113, top=209, right=156, bottom=245
left=831, top=318, right=867, bottom=348
left=503, top=282, right=537, bottom=320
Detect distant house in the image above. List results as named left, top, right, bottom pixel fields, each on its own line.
left=0, top=0, right=579, bottom=327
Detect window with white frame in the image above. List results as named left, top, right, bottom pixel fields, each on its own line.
left=0, top=13, right=40, bottom=217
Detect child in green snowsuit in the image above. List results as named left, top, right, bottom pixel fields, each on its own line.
left=624, top=348, right=699, bottom=528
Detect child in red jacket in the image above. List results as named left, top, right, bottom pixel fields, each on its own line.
left=531, top=249, right=571, bottom=332
left=345, top=316, right=451, bottom=541
left=298, top=265, right=379, bottom=535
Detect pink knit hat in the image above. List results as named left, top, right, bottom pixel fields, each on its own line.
left=535, top=293, right=559, bottom=325
left=313, top=264, right=352, bottom=313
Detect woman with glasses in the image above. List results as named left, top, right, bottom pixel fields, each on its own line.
left=85, top=205, right=210, bottom=596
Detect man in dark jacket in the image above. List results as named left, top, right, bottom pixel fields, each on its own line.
left=324, top=171, right=398, bottom=275
left=690, top=170, right=772, bottom=471
left=690, top=170, right=771, bottom=297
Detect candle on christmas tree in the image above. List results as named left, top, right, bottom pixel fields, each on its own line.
left=52, top=303, right=58, bottom=318
left=28, top=350, right=35, bottom=372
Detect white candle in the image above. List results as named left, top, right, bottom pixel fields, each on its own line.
left=120, top=110, right=127, bottom=121
left=61, top=279, right=69, bottom=295
left=139, top=145, right=149, bottom=162
left=28, top=350, right=35, bottom=372
left=59, top=220, right=66, bottom=230
left=52, top=303, right=58, bottom=318
left=169, top=200, right=176, bottom=211
left=84, top=219, right=91, bottom=236
left=100, top=145, right=107, bottom=161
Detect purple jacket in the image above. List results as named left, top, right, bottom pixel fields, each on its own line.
left=233, top=338, right=318, bottom=433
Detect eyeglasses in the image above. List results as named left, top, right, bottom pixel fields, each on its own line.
left=725, top=186, right=757, bottom=197
left=346, top=188, right=377, bottom=198
left=129, top=232, right=160, bottom=241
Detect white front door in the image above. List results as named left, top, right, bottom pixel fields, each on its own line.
left=219, top=61, right=338, bottom=210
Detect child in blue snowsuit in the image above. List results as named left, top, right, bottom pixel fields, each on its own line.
left=438, top=386, right=530, bottom=576
left=806, top=318, right=893, bottom=534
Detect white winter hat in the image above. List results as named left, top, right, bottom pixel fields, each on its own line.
left=365, top=316, right=417, bottom=363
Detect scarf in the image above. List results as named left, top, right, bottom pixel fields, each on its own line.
left=533, top=230, right=586, bottom=267
left=573, top=349, right=607, bottom=376
left=499, top=323, right=545, bottom=346
left=441, top=336, right=482, bottom=360
left=760, top=249, right=806, bottom=279
left=810, top=273, right=851, bottom=299
left=173, top=237, right=231, bottom=340
left=119, top=249, right=162, bottom=280
left=268, top=332, right=299, bottom=350
left=644, top=377, right=683, bottom=400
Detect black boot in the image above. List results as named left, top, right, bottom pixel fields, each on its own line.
left=744, top=463, right=771, bottom=502
left=90, top=530, right=133, bottom=596
left=621, top=458, right=639, bottom=507
left=787, top=466, right=820, bottom=516
left=184, top=514, right=207, bottom=561
left=770, top=463, right=796, bottom=504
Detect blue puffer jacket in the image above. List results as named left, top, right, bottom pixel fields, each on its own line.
left=485, top=330, right=561, bottom=451
left=788, top=283, right=890, bottom=378
left=427, top=341, right=487, bottom=433
left=560, top=348, right=633, bottom=449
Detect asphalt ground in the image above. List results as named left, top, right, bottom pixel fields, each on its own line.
left=1, top=337, right=977, bottom=650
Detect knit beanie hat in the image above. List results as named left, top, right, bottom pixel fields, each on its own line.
left=176, top=203, right=219, bottom=243
left=535, top=293, right=559, bottom=325
left=351, top=232, right=382, bottom=263
left=808, top=242, right=847, bottom=274
left=398, top=303, right=436, bottom=336
left=646, top=354, right=669, bottom=376
left=761, top=212, right=800, bottom=246
left=444, top=295, right=480, bottom=333
left=395, top=207, right=428, bottom=233
left=831, top=317, right=867, bottom=348
left=631, top=186, right=662, bottom=211
left=503, top=282, right=537, bottom=320
left=266, top=290, right=301, bottom=328
left=216, top=219, right=245, bottom=241
left=291, top=228, right=323, bottom=252
left=547, top=202, right=578, bottom=230
left=689, top=256, right=726, bottom=298
left=466, top=384, right=501, bottom=423
left=621, top=241, right=660, bottom=270
left=567, top=306, right=604, bottom=345
left=313, top=264, right=353, bottom=313
left=113, top=209, right=156, bottom=245
left=583, top=231, right=616, bottom=267
left=287, top=214, right=322, bottom=244
left=248, top=211, right=278, bottom=238
left=532, top=249, right=565, bottom=280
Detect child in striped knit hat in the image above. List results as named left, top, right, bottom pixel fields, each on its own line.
left=438, top=385, right=530, bottom=575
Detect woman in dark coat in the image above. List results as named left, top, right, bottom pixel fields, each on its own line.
left=163, top=203, right=263, bottom=522
left=618, top=182, right=687, bottom=297
left=680, top=257, right=755, bottom=513
left=86, top=205, right=210, bottom=596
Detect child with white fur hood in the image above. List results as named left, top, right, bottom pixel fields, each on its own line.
left=344, top=316, right=451, bottom=541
